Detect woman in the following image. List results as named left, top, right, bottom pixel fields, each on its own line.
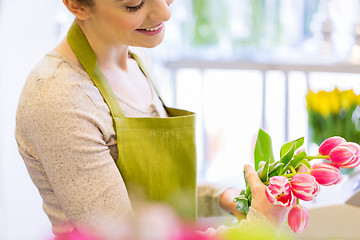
left=15, top=0, right=290, bottom=238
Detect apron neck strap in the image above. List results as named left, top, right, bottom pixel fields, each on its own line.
left=67, top=20, right=125, bottom=118
left=128, top=50, right=164, bottom=106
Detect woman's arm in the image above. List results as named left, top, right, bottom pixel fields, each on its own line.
left=197, top=182, right=233, bottom=217
left=16, top=60, right=134, bottom=237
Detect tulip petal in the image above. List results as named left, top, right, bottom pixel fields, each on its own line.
left=329, top=142, right=360, bottom=168
left=288, top=204, right=308, bottom=234
left=333, top=173, right=344, bottom=185
left=265, top=176, right=294, bottom=207
left=319, top=136, right=346, bottom=156
left=329, top=145, right=355, bottom=165
left=290, top=174, right=320, bottom=201
left=340, top=143, right=360, bottom=168
left=309, top=162, right=342, bottom=186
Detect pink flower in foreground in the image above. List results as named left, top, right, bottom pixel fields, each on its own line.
left=309, top=162, right=343, bottom=186
left=54, top=231, right=96, bottom=240
left=288, top=204, right=308, bottom=234
left=174, top=226, right=215, bottom=240
left=319, top=136, right=346, bottom=156
left=329, top=142, right=360, bottom=168
left=265, top=176, right=294, bottom=207
left=290, top=174, right=320, bottom=201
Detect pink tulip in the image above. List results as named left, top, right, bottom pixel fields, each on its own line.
left=265, top=176, right=294, bottom=207
left=333, top=174, right=344, bottom=185
left=319, top=136, right=346, bottom=156
left=288, top=204, right=308, bottom=234
left=329, top=142, right=360, bottom=168
left=290, top=174, right=320, bottom=201
left=309, top=162, right=343, bottom=186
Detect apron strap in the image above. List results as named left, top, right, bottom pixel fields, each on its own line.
left=67, top=20, right=125, bottom=122
left=128, top=50, right=166, bottom=109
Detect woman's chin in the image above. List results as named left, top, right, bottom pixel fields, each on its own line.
left=133, top=40, right=164, bottom=49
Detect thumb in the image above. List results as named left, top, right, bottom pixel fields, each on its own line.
left=244, top=164, right=263, bottom=192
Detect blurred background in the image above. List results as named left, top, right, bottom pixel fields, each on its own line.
left=1, top=0, right=360, bottom=239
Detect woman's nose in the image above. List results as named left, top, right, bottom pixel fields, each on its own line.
left=147, top=0, right=172, bottom=22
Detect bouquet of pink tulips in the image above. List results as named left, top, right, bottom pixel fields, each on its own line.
left=234, top=129, right=360, bottom=234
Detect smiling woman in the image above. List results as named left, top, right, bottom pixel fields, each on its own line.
left=14, top=0, right=290, bottom=239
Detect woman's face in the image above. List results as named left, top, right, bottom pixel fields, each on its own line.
left=84, top=0, right=174, bottom=48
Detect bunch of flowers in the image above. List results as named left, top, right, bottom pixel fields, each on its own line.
left=306, top=88, right=360, bottom=148
left=234, top=129, right=360, bottom=234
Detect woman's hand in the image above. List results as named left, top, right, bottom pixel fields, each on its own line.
left=220, top=164, right=300, bottom=229
left=243, top=164, right=291, bottom=230
left=219, top=188, right=247, bottom=220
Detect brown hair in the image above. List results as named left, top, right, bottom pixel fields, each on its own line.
left=75, top=0, right=95, bottom=7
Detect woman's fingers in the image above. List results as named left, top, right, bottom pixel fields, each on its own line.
left=244, top=164, right=264, bottom=191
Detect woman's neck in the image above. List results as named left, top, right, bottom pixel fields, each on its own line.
left=77, top=20, right=130, bottom=71
left=54, top=22, right=130, bottom=72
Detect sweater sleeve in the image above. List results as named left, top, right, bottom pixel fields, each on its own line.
left=15, top=62, right=133, bottom=235
left=197, top=182, right=231, bottom=217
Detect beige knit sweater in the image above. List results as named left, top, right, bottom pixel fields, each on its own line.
left=15, top=51, right=273, bottom=237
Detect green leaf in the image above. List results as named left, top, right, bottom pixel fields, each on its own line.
left=254, top=129, right=275, bottom=171
left=258, top=158, right=271, bottom=182
left=268, top=162, right=284, bottom=177
left=280, top=151, right=307, bottom=175
left=280, top=137, right=304, bottom=158
left=299, top=158, right=312, bottom=169
left=234, top=195, right=249, bottom=214
left=258, top=161, right=266, bottom=169
left=279, top=142, right=296, bottom=166
left=245, top=185, right=251, bottom=197
left=243, top=170, right=248, bottom=188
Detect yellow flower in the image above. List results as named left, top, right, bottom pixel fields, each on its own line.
left=306, top=87, right=360, bottom=117
left=315, top=90, right=332, bottom=117
left=340, top=89, right=357, bottom=110
left=306, top=89, right=315, bottom=111
left=357, top=94, right=360, bottom=106
left=329, top=87, right=341, bottom=114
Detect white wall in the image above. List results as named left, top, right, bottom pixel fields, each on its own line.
left=0, top=1, right=69, bottom=239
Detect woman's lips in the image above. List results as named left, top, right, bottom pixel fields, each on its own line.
left=136, top=23, right=164, bottom=36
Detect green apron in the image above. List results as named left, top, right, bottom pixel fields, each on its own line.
left=67, top=21, right=197, bottom=220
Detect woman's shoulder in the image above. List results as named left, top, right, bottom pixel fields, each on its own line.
left=16, top=52, right=113, bottom=140
left=18, top=52, right=107, bottom=116
left=28, top=52, right=90, bottom=86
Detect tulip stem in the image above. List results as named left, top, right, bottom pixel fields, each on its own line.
left=306, top=155, right=329, bottom=161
